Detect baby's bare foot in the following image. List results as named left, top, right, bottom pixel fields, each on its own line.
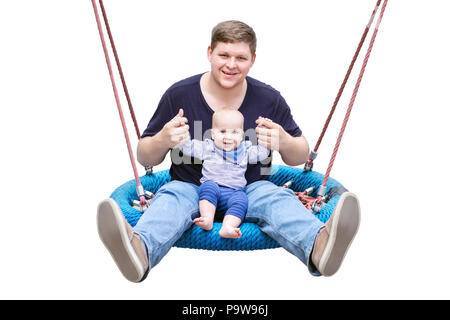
left=219, top=224, right=242, bottom=239
left=193, top=217, right=213, bottom=231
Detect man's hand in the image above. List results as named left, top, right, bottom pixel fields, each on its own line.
left=137, top=108, right=191, bottom=167
left=255, top=116, right=287, bottom=151
left=255, top=116, right=309, bottom=166
left=161, top=108, right=190, bottom=148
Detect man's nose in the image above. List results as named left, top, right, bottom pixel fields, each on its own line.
left=226, top=57, right=236, bottom=68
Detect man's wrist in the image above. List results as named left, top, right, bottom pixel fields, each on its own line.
left=278, top=129, right=292, bottom=154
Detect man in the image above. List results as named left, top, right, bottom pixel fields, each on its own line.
left=97, top=20, right=360, bottom=282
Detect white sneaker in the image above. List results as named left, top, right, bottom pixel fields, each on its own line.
left=97, top=198, right=149, bottom=282
left=311, top=192, right=360, bottom=276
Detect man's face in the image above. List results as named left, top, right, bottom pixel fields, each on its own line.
left=208, top=41, right=256, bottom=90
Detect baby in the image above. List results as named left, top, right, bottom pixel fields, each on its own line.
left=178, top=107, right=270, bottom=238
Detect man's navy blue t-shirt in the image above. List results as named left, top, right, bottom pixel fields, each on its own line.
left=141, top=73, right=302, bottom=187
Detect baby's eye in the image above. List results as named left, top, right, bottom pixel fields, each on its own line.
left=220, top=129, right=226, bottom=134
left=232, top=130, right=239, bottom=134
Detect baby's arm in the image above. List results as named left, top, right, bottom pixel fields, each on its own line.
left=178, top=139, right=208, bottom=160
left=246, top=141, right=271, bottom=164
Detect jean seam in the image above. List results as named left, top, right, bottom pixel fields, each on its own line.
left=246, top=181, right=314, bottom=255
left=246, top=211, right=309, bottom=255
left=151, top=207, right=198, bottom=257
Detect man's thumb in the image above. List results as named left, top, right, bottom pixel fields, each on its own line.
left=257, top=117, right=273, bottom=129
left=172, top=108, right=186, bottom=127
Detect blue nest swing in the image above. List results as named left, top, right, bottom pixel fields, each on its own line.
left=110, top=165, right=345, bottom=251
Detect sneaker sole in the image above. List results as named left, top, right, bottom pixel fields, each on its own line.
left=319, top=192, right=360, bottom=276
left=97, top=198, right=148, bottom=282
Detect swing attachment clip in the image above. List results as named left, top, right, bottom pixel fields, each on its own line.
left=145, top=166, right=153, bottom=176
left=304, top=151, right=318, bottom=173
left=311, top=185, right=327, bottom=214
left=281, top=178, right=294, bottom=189
left=133, top=186, right=154, bottom=212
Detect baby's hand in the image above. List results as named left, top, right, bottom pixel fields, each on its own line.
left=162, top=108, right=190, bottom=148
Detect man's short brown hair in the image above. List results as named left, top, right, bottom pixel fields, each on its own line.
left=210, top=20, right=257, bottom=55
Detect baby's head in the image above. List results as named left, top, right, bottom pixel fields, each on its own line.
left=211, top=107, right=244, bottom=152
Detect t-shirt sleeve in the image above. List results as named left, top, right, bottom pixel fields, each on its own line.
left=141, top=91, right=175, bottom=138
left=270, top=94, right=302, bottom=137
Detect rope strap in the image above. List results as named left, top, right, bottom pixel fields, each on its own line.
left=314, top=0, right=388, bottom=211
left=98, top=0, right=141, bottom=139
left=91, top=0, right=147, bottom=207
left=305, top=0, right=382, bottom=172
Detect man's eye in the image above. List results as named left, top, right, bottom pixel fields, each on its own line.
left=238, top=57, right=247, bottom=61
left=219, top=54, right=228, bottom=58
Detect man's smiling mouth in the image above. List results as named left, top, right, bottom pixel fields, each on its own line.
left=222, top=70, right=238, bottom=76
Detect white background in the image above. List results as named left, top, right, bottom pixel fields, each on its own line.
left=0, top=0, right=449, bottom=299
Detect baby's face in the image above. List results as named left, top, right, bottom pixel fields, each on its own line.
left=212, top=113, right=244, bottom=152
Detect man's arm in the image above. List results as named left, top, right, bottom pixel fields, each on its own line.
left=278, top=134, right=309, bottom=166
left=137, top=134, right=170, bottom=167
left=137, top=109, right=189, bottom=167
left=255, top=117, right=309, bottom=166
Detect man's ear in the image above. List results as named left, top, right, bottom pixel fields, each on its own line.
left=207, top=46, right=213, bottom=62
left=250, top=53, right=256, bottom=66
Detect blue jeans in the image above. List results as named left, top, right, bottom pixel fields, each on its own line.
left=134, top=179, right=324, bottom=275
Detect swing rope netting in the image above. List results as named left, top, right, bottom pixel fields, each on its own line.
left=91, top=0, right=388, bottom=250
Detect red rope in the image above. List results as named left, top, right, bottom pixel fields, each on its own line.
left=295, top=192, right=316, bottom=211
left=306, top=0, right=382, bottom=170
left=98, top=0, right=141, bottom=139
left=317, top=0, right=388, bottom=205
left=91, top=0, right=147, bottom=207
